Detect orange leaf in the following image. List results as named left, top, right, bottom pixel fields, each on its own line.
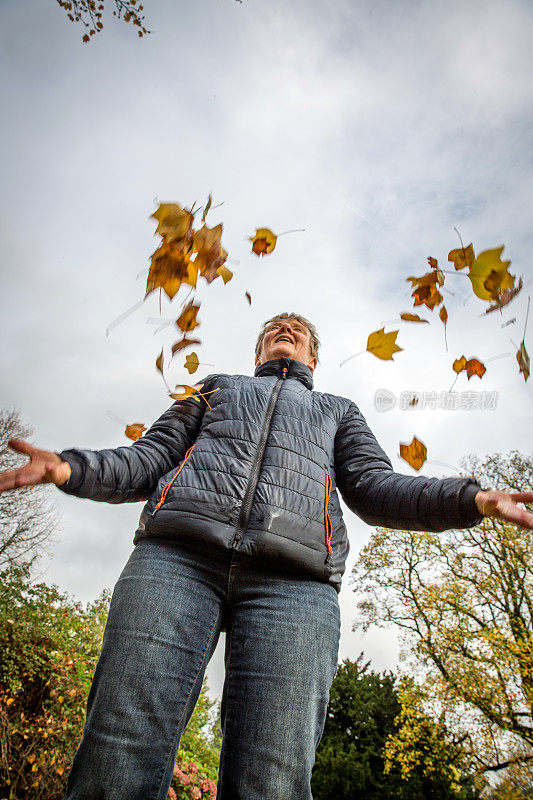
left=400, top=313, right=429, bottom=323
left=453, top=355, right=467, bottom=374
left=217, top=265, right=233, bottom=284
left=448, top=243, right=475, bottom=271
left=465, top=358, right=486, bottom=379
left=125, top=423, right=146, bottom=441
left=427, top=256, right=438, bottom=269
left=151, top=203, right=195, bottom=243
left=439, top=306, right=448, bottom=325
left=155, top=349, right=164, bottom=375
left=249, top=227, right=277, bottom=256
left=176, top=302, right=201, bottom=333
left=399, top=436, right=427, bottom=471
left=171, top=337, right=201, bottom=356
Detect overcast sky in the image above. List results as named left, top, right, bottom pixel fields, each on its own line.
left=1, top=0, right=532, bottom=699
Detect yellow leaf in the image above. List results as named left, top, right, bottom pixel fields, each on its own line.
left=366, top=328, right=403, bottom=361
left=448, top=243, right=475, bottom=270
left=249, top=227, right=277, bottom=256
left=57, top=766, right=64, bottom=776
left=217, top=265, right=233, bottom=284
left=517, top=340, right=530, bottom=382
left=155, top=349, right=164, bottom=375
left=6, top=697, right=14, bottom=706
left=151, top=203, right=194, bottom=243
left=184, top=352, right=200, bottom=374
left=468, top=246, right=514, bottom=301
left=400, top=313, right=429, bottom=323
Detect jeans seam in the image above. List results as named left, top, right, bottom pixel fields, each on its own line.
left=154, top=607, right=222, bottom=800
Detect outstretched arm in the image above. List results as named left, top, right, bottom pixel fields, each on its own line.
left=0, top=381, right=213, bottom=504
left=335, top=402, right=532, bottom=532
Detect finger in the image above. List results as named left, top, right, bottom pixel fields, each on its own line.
left=509, top=492, right=533, bottom=503
left=497, top=502, right=533, bottom=531
left=8, top=439, right=36, bottom=456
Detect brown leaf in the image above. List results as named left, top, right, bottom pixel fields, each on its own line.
left=155, top=349, right=164, bottom=375
left=176, top=301, right=201, bottom=333
left=400, top=313, right=429, bottom=323
left=146, top=240, right=196, bottom=300
left=399, top=436, right=427, bottom=471
left=448, top=243, right=475, bottom=271
left=171, top=337, right=201, bottom=356
left=125, top=423, right=146, bottom=441
left=439, top=306, right=448, bottom=325
left=366, top=328, right=403, bottom=361
left=427, top=256, right=438, bottom=269
left=517, top=340, right=530, bottom=381
left=245, top=291, right=252, bottom=305
left=485, top=277, right=523, bottom=314
left=453, top=355, right=486, bottom=379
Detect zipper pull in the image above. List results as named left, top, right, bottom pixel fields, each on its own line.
left=282, top=367, right=288, bottom=379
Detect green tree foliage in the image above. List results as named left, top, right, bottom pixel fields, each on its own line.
left=178, top=679, right=222, bottom=783
left=0, top=565, right=110, bottom=798
left=0, top=408, right=59, bottom=570
left=352, top=451, right=533, bottom=779
left=310, top=655, right=479, bottom=800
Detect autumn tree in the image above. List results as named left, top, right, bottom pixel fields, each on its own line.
left=351, top=451, right=533, bottom=781
left=0, top=408, right=60, bottom=570
left=310, top=655, right=479, bottom=800
left=55, top=0, right=149, bottom=41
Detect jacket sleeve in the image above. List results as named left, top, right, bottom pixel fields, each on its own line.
left=334, top=401, right=484, bottom=532
left=55, top=377, right=215, bottom=504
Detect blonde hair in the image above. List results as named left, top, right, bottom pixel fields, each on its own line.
left=255, top=312, right=320, bottom=362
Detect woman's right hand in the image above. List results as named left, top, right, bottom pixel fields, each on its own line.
left=0, top=439, right=71, bottom=493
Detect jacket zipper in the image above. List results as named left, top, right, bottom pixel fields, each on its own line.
left=231, top=366, right=288, bottom=549
left=152, top=444, right=196, bottom=516
left=324, top=474, right=333, bottom=566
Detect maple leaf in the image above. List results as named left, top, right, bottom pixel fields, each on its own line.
left=439, top=306, right=448, bottom=324
left=184, top=352, right=200, bottom=374
left=193, top=224, right=228, bottom=283
left=427, top=256, right=438, bottom=269
left=125, top=423, right=146, bottom=441
left=448, top=243, right=475, bottom=271
left=250, top=228, right=277, bottom=256
left=366, top=328, right=403, bottom=361
left=468, top=246, right=514, bottom=302
left=245, top=291, right=252, bottom=305
left=171, top=337, right=201, bottom=357
left=176, top=302, right=201, bottom=333
left=399, top=436, right=427, bottom=471
left=151, top=203, right=195, bottom=243
left=170, top=384, right=220, bottom=409
left=516, top=340, right=530, bottom=381
left=217, top=265, right=233, bottom=284
left=400, top=313, right=429, bottom=323
left=407, top=269, right=444, bottom=310
left=146, top=240, right=197, bottom=300
left=485, top=277, right=523, bottom=314
left=453, top=355, right=486, bottom=379
left=155, top=349, right=164, bottom=375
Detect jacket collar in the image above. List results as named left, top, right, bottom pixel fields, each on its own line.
left=254, top=357, right=314, bottom=390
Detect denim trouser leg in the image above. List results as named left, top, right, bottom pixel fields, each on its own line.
left=64, top=537, right=341, bottom=800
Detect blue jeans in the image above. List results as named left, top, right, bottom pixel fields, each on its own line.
left=64, top=537, right=341, bottom=799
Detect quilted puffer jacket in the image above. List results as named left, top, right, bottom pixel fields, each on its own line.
left=58, top=357, right=484, bottom=592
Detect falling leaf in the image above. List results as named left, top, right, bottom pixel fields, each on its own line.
left=407, top=270, right=444, bottom=310
left=217, top=265, right=233, bottom=284
left=193, top=224, right=228, bottom=283
left=250, top=227, right=277, bottom=256
left=171, top=337, right=201, bottom=356
left=146, top=240, right=197, bottom=300
left=468, top=246, right=514, bottom=302
left=176, top=301, right=201, bottom=333
left=453, top=355, right=486, bottom=379
left=400, top=313, right=429, bottom=323
left=366, top=328, right=403, bottom=361
left=151, top=203, right=195, bottom=243
left=202, top=193, right=212, bottom=224
left=427, top=256, right=438, bottom=269
left=485, top=277, right=523, bottom=314
left=125, top=423, right=147, bottom=441
left=155, top=349, right=164, bottom=375
left=448, top=243, right=475, bottom=271
left=170, top=384, right=220, bottom=409
left=184, top=352, right=200, bottom=374
left=516, top=340, right=530, bottom=381
left=439, top=306, right=448, bottom=325
left=245, top=291, right=252, bottom=305
left=399, top=436, right=427, bottom=471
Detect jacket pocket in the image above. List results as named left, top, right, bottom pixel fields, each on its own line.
left=324, top=473, right=333, bottom=562
left=152, top=444, right=196, bottom=516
